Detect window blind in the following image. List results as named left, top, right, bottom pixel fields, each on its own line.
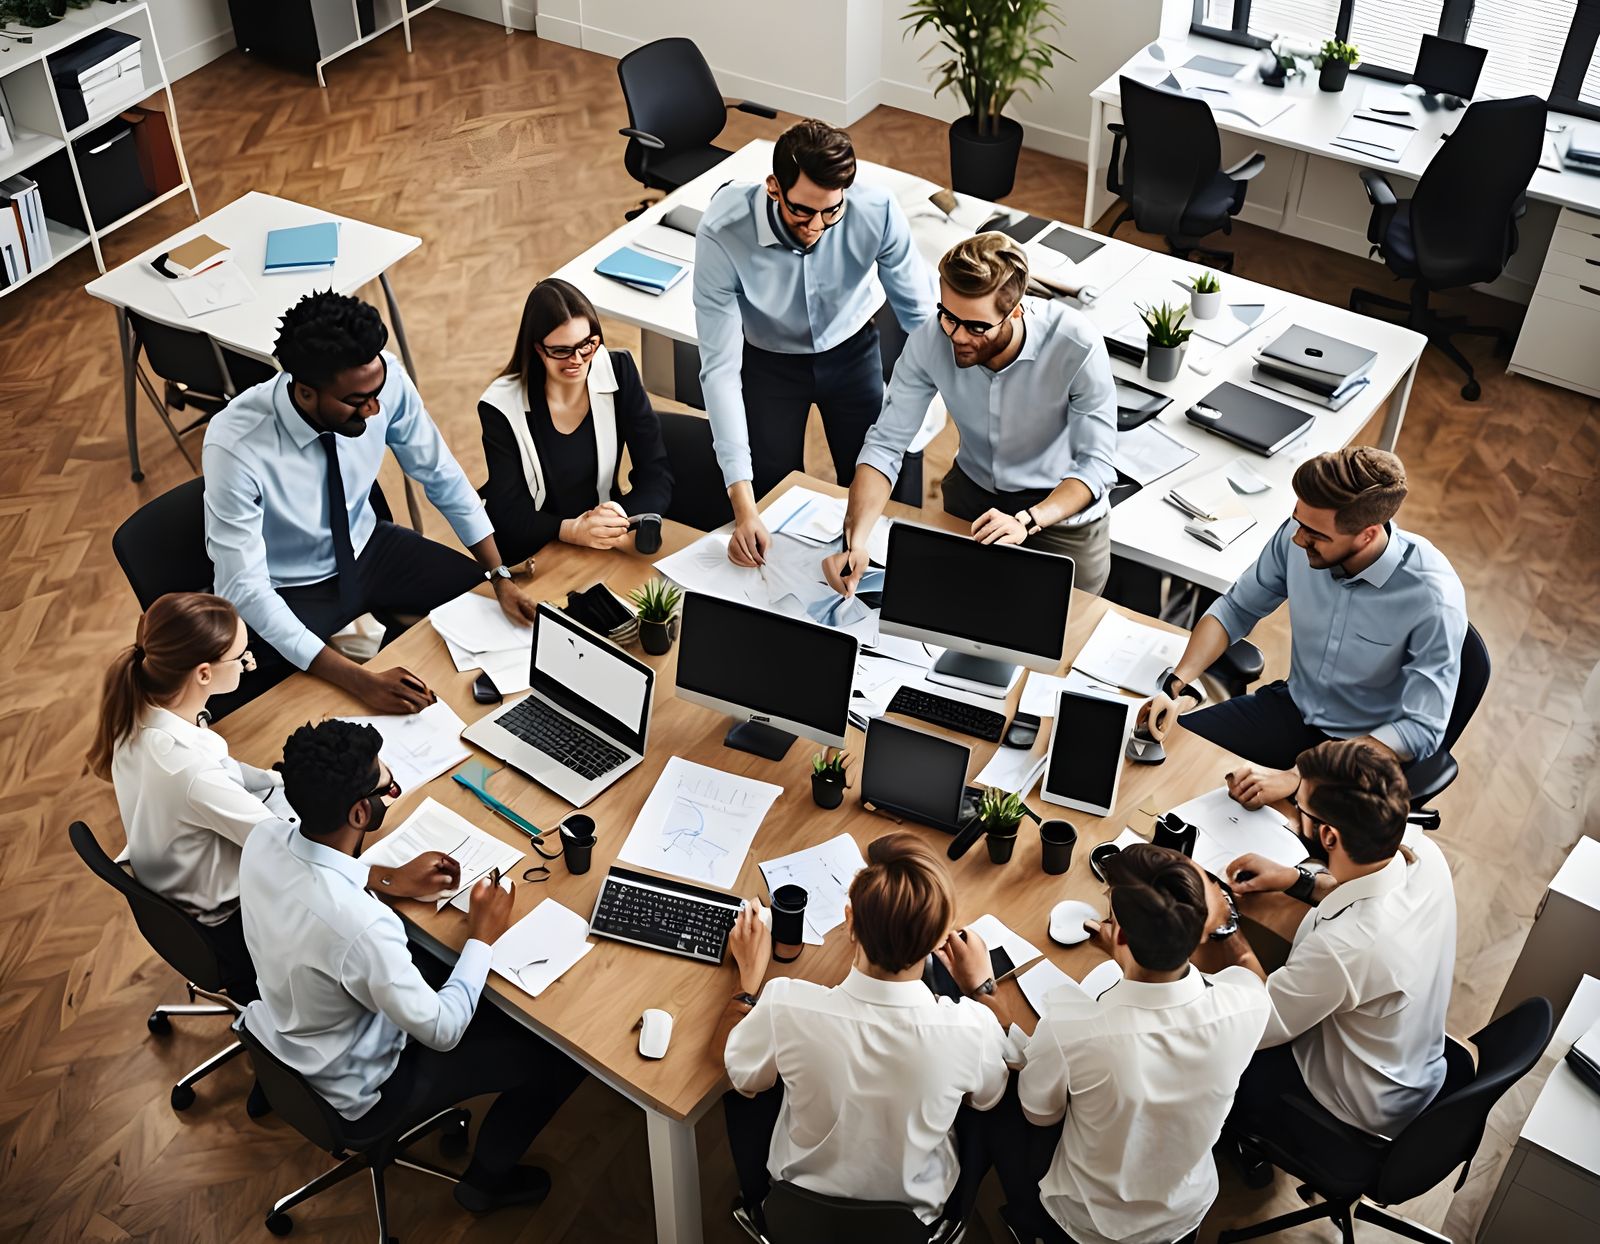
left=1347, top=1, right=1444, bottom=74
left=1469, top=0, right=1580, bottom=99
left=1246, top=0, right=1341, bottom=46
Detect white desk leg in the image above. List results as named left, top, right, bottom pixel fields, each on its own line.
left=378, top=272, right=427, bottom=532
left=646, top=1109, right=703, bottom=1244
left=1083, top=99, right=1104, bottom=230
left=1379, top=357, right=1418, bottom=452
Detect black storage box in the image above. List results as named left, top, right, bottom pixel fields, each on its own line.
left=44, top=118, right=155, bottom=232
left=49, top=29, right=141, bottom=132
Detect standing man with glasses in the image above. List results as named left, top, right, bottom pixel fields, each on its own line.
left=823, top=233, right=1119, bottom=596
left=203, top=291, right=539, bottom=718
left=693, top=119, right=935, bottom=567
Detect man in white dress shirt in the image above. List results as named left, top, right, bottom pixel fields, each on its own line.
left=715, top=833, right=1013, bottom=1236
left=238, top=721, right=586, bottom=1214
left=1213, top=739, right=1457, bottom=1161
left=982, top=844, right=1268, bottom=1244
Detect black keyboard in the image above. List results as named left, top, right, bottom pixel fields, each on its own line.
left=497, top=696, right=628, bottom=781
left=888, top=685, right=1008, bottom=743
left=588, top=866, right=742, bottom=964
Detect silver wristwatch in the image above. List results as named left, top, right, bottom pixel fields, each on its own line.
left=485, top=564, right=511, bottom=583
left=969, top=976, right=997, bottom=998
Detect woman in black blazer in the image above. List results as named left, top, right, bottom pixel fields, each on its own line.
left=479, top=278, right=673, bottom=564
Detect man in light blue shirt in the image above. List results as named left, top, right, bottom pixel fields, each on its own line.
left=203, top=291, right=536, bottom=717
left=824, top=233, right=1119, bottom=595
left=693, top=119, right=934, bottom=567
left=1144, top=447, right=1467, bottom=806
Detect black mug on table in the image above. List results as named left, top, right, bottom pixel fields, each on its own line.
left=559, top=814, right=598, bottom=875
left=770, top=884, right=808, bottom=963
left=1039, top=819, right=1077, bottom=875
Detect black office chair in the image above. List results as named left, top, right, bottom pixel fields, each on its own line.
left=617, top=37, right=777, bottom=219
left=1406, top=621, right=1489, bottom=830
left=235, top=1022, right=471, bottom=1241
left=1349, top=96, right=1546, bottom=401
left=1104, top=75, right=1266, bottom=271
left=757, top=1180, right=964, bottom=1244
left=69, top=821, right=250, bottom=1112
left=659, top=411, right=736, bottom=531
left=125, top=311, right=276, bottom=479
left=1220, top=996, right=1553, bottom=1244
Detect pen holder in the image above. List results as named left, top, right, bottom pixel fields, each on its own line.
left=770, top=884, right=808, bottom=962
left=1039, top=820, right=1077, bottom=875
left=558, top=814, right=598, bottom=875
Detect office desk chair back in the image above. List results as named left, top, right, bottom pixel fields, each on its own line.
left=616, top=37, right=777, bottom=219
left=1220, top=996, right=1554, bottom=1244
left=1350, top=95, right=1546, bottom=399
left=1407, top=621, right=1489, bottom=828
left=1105, top=75, right=1266, bottom=272
left=233, top=1021, right=471, bottom=1241
left=761, top=1180, right=959, bottom=1244
left=659, top=411, right=736, bottom=530
left=69, top=820, right=248, bottom=1112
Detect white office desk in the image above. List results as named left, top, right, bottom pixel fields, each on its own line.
left=84, top=192, right=427, bottom=524
left=554, top=139, right=1423, bottom=595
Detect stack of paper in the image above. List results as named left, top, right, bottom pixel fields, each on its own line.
left=759, top=833, right=868, bottom=945
left=1165, top=787, right=1308, bottom=878
left=974, top=747, right=1047, bottom=798
left=761, top=486, right=893, bottom=565
left=1333, top=112, right=1418, bottom=162
left=168, top=263, right=256, bottom=318
left=429, top=592, right=533, bottom=693
left=617, top=757, right=783, bottom=890
left=1115, top=421, right=1197, bottom=487
left=1166, top=465, right=1257, bottom=549
left=968, top=913, right=1043, bottom=975
left=1019, top=668, right=1141, bottom=719
left=492, top=899, right=595, bottom=998
left=1070, top=609, right=1187, bottom=697
left=1190, top=300, right=1282, bottom=348
left=1016, top=958, right=1125, bottom=1016
left=339, top=700, right=470, bottom=790
left=361, top=796, right=526, bottom=913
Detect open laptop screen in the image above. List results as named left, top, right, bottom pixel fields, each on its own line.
left=531, top=605, right=654, bottom=753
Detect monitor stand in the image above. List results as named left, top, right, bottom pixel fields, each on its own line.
left=926, top=650, right=1019, bottom=700
left=724, top=720, right=796, bottom=761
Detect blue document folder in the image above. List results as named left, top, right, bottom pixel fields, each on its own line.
left=593, top=245, right=686, bottom=295
left=264, top=221, right=340, bottom=272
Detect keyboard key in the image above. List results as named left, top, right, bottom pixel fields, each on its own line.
left=888, top=686, right=1008, bottom=743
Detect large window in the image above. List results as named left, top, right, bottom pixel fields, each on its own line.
left=1191, top=0, right=1600, bottom=119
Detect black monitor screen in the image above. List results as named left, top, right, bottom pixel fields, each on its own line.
left=1043, top=691, right=1129, bottom=811
left=1413, top=34, right=1486, bottom=99
left=860, top=717, right=970, bottom=826
left=879, top=523, right=1074, bottom=661
left=677, top=593, right=857, bottom=738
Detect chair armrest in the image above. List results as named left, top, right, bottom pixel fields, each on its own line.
left=1359, top=167, right=1397, bottom=208
left=731, top=101, right=779, bottom=119
left=619, top=127, right=666, bottom=150
left=1513, top=192, right=1528, bottom=220
left=1224, top=151, right=1267, bottom=182
left=1105, top=122, right=1127, bottom=197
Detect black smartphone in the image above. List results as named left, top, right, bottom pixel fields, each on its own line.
left=1004, top=710, right=1041, bottom=749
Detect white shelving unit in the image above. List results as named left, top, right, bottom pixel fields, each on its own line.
left=0, top=1, right=198, bottom=298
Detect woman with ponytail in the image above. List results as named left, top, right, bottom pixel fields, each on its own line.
left=89, top=592, right=287, bottom=999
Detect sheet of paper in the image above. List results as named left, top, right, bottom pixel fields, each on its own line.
left=1017, top=959, right=1075, bottom=1016
left=968, top=913, right=1043, bottom=974
left=338, top=700, right=470, bottom=791
left=168, top=261, right=256, bottom=318
left=1112, top=826, right=1147, bottom=850
left=360, top=796, right=525, bottom=910
left=764, top=487, right=847, bottom=543
left=974, top=747, right=1047, bottom=797
left=1337, top=113, right=1417, bottom=160
left=1019, top=668, right=1143, bottom=718
left=480, top=648, right=532, bottom=695
left=1070, top=609, right=1187, bottom=697
left=1115, top=421, right=1198, bottom=487
left=1191, top=300, right=1283, bottom=348
left=618, top=757, right=783, bottom=890
left=1362, top=81, right=1420, bottom=119
left=863, top=634, right=940, bottom=668
left=759, top=832, right=867, bottom=945
left=1166, top=787, right=1308, bottom=877
left=634, top=223, right=697, bottom=263
left=429, top=591, right=532, bottom=657
left=491, top=899, right=595, bottom=997
left=1225, top=457, right=1272, bottom=494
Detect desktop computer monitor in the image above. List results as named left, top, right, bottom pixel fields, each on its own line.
left=1412, top=34, right=1487, bottom=103
left=675, top=591, right=859, bottom=760
left=878, top=522, right=1075, bottom=697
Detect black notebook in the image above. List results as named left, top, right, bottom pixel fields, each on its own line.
left=1114, top=377, right=1171, bottom=432
left=1187, top=382, right=1315, bottom=456
left=1260, top=325, right=1376, bottom=385
left=981, top=211, right=1052, bottom=243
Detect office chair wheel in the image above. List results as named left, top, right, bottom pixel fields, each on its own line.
left=170, top=1084, right=196, bottom=1111
left=130, top=470, right=145, bottom=483
left=1460, top=379, right=1481, bottom=401
left=265, top=1211, right=293, bottom=1236
left=147, top=1012, right=172, bottom=1035
left=440, top=1116, right=470, bottom=1156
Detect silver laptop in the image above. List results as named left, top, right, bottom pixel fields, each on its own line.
left=462, top=603, right=655, bottom=808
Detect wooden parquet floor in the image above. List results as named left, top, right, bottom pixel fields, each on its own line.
left=0, top=12, right=1595, bottom=1243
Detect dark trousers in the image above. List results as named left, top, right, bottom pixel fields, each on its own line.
left=940, top=464, right=1113, bottom=597
left=721, top=1081, right=984, bottom=1231
left=743, top=321, right=883, bottom=501
left=1225, top=1043, right=1376, bottom=1191
left=208, top=521, right=482, bottom=720
left=202, top=909, right=259, bottom=1004
left=354, top=1003, right=586, bottom=1181
left=1181, top=680, right=1331, bottom=770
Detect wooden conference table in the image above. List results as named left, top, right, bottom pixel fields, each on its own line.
left=223, top=473, right=1261, bottom=1244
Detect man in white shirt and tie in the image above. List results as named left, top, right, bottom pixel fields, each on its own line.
left=1210, top=739, right=1457, bottom=1161
left=715, top=832, right=1013, bottom=1237
left=238, top=720, right=586, bottom=1215
left=981, top=844, right=1268, bottom=1244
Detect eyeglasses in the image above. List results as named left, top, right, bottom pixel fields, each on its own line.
left=337, top=355, right=388, bottom=412
left=358, top=771, right=402, bottom=804
left=538, top=334, right=601, bottom=362
left=217, top=648, right=256, bottom=672
left=777, top=187, right=847, bottom=227
left=936, top=301, right=1003, bottom=339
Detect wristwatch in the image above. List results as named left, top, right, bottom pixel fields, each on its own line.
left=969, top=976, right=997, bottom=998
left=732, top=991, right=760, bottom=1008
left=1286, top=864, right=1320, bottom=904
left=1158, top=666, right=1203, bottom=705
left=485, top=564, right=512, bottom=583
left=1016, top=509, right=1043, bottom=536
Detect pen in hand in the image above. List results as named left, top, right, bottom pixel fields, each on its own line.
left=839, top=534, right=854, bottom=581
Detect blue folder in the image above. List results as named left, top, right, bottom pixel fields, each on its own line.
left=264, top=221, right=340, bottom=272
left=593, top=245, right=686, bottom=295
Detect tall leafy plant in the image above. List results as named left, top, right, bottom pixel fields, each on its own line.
left=903, top=0, right=1070, bottom=138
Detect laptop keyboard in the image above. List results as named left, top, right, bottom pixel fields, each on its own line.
left=497, top=697, right=628, bottom=780
left=590, top=869, right=740, bottom=964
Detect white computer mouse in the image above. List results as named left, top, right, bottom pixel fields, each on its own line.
left=639, top=1008, right=673, bottom=1060
left=1049, top=900, right=1103, bottom=947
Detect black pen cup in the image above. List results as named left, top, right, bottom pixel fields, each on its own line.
left=559, top=814, right=598, bottom=875
left=1040, top=820, right=1077, bottom=875
left=771, top=884, right=808, bottom=963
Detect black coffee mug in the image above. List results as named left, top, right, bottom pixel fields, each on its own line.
left=632, top=513, right=663, bottom=555
left=1039, top=819, right=1077, bottom=875
left=559, top=814, right=598, bottom=876
left=771, top=884, right=808, bottom=962
left=1152, top=812, right=1197, bottom=857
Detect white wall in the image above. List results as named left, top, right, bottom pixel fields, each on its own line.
left=440, top=0, right=535, bottom=30
left=145, top=0, right=235, bottom=81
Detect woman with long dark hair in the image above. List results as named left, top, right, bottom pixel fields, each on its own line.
left=478, top=278, right=673, bottom=563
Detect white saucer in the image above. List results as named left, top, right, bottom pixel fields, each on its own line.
left=1049, top=899, right=1103, bottom=946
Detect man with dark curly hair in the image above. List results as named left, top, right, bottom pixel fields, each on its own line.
left=203, top=290, right=538, bottom=716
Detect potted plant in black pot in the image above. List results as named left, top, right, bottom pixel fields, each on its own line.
left=903, top=0, right=1069, bottom=201
left=1317, top=38, right=1359, bottom=93
left=628, top=578, right=682, bottom=656
left=810, top=750, right=850, bottom=809
left=1138, top=301, right=1192, bottom=383
left=978, top=786, right=1026, bottom=864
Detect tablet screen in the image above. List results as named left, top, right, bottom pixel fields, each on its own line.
left=1044, top=691, right=1129, bottom=811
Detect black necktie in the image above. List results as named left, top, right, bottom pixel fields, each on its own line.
left=319, top=432, right=360, bottom=617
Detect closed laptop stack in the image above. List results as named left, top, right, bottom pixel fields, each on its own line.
left=1252, top=324, right=1376, bottom=411
left=1186, top=382, right=1314, bottom=457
